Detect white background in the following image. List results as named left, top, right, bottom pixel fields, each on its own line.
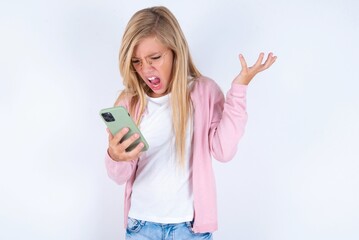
left=1, top=0, right=358, bottom=239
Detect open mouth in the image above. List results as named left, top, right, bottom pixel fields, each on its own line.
left=148, top=76, right=160, bottom=86
left=147, top=76, right=162, bottom=91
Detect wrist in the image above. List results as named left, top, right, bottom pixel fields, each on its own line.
left=233, top=76, right=250, bottom=85
left=234, top=73, right=253, bottom=85
left=107, top=148, right=120, bottom=162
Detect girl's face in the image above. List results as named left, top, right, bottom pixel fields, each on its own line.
left=132, top=36, right=174, bottom=98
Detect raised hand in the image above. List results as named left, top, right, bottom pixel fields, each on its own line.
left=233, top=52, right=277, bottom=85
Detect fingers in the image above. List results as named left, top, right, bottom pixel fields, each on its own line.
left=111, top=127, right=129, bottom=143
left=234, top=52, right=276, bottom=85
left=239, top=54, right=248, bottom=70
left=111, top=128, right=136, bottom=151
left=242, top=52, right=277, bottom=72
left=262, top=52, right=277, bottom=70
left=254, top=52, right=265, bottom=67
left=130, top=142, right=145, bottom=157
left=107, top=127, right=144, bottom=161
left=119, top=133, right=141, bottom=152
left=108, top=128, right=122, bottom=147
left=117, top=141, right=144, bottom=161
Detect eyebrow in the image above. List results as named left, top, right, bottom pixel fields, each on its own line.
left=132, top=51, right=163, bottom=59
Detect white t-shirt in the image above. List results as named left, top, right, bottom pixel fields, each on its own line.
left=128, top=94, right=194, bottom=223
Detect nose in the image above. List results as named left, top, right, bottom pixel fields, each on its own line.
left=141, top=59, right=153, bottom=71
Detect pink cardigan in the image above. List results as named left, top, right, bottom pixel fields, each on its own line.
left=105, top=76, right=248, bottom=233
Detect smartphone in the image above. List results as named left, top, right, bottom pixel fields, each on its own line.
left=100, top=106, right=149, bottom=152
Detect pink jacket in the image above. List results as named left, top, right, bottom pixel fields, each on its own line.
left=105, top=76, right=248, bottom=233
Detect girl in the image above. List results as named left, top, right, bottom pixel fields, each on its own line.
left=105, top=6, right=276, bottom=240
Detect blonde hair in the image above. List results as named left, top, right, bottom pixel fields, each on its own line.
left=117, top=6, right=201, bottom=166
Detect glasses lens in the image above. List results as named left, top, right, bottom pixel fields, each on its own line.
left=132, top=51, right=167, bottom=69
left=149, top=52, right=166, bottom=67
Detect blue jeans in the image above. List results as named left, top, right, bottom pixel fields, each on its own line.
left=126, top=217, right=213, bottom=240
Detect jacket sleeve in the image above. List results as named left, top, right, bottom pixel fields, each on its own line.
left=104, top=96, right=138, bottom=185
left=209, top=82, right=248, bottom=162
left=105, top=152, right=138, bottom=185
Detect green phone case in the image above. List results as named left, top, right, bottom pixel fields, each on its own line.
left=100, top=106, right=149, bottom=152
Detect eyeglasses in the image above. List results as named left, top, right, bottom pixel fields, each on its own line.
left=131, top=50, right=169, bottom=70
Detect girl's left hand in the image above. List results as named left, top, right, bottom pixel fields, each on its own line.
left=233, top=52, right=277, bottom=85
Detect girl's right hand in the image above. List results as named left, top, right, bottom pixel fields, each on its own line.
left=107, top=127, right=144, bottom=161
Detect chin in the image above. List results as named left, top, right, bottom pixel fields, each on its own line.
left=152, top=90, right=167, bottom=97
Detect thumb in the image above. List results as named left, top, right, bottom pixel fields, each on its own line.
left=239, top=54, right=248, bottom=70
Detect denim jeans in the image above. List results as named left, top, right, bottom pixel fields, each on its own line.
left=126, top=217, right=213, bottom=240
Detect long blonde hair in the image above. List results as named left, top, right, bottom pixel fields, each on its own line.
left=117, top=6, right=201, bottom=166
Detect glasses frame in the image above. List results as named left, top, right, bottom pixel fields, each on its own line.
left=131, top=50, right=169, bottom=70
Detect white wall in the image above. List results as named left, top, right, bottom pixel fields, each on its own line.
left=1, top=0, right=358, bottom=239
